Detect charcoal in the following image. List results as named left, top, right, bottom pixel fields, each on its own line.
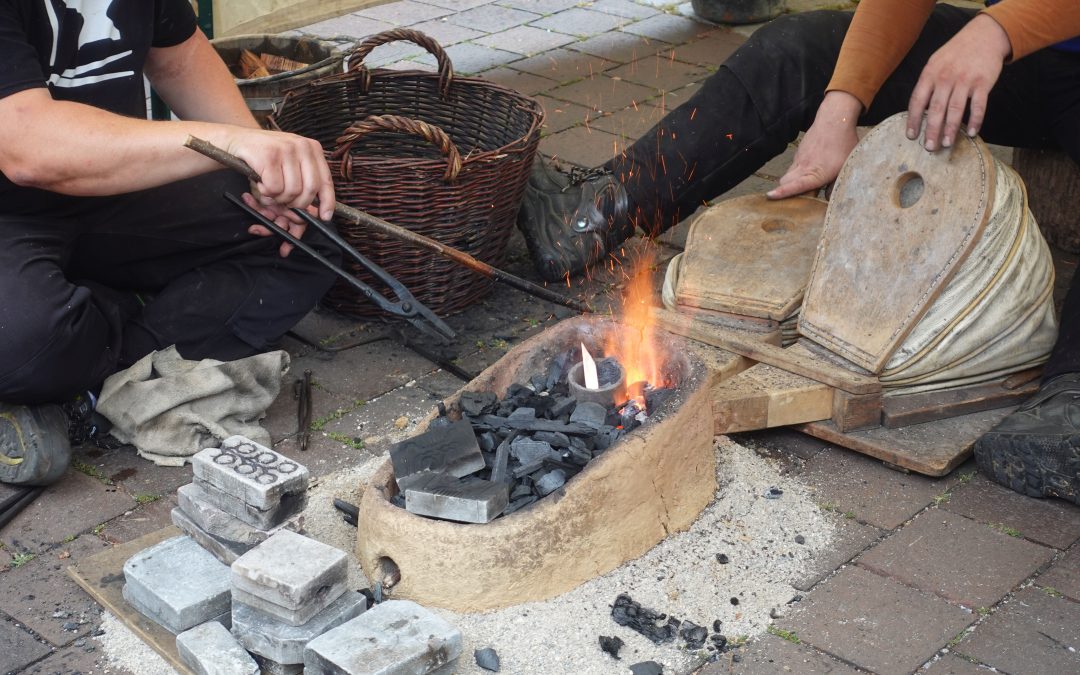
left=544, top=352, right=569, bottom=391
left=390, top=419, right=484, bottom=485
left=507, top=407, right=537, bottom=421
left=598, top=635, right=623, bottom=660
left=530, top=395, right=556, bottom=417
left=680, top=621, right=708, bottom=649
left=533, top=431, right=570, bottom=448
left=491, top=431, right=517, bottom=484
left=503, top=495, right=537, bottom=515
left=567, top=446, right=591, bottom=466
left=510, top=438, right=556, bottom=464
left=535, top=469, right=566, bottom=496
left=460, top=391, right=498, bottom=417
left=390, top=493, right=405, bottom=508
left=629, top=661, right=664, bottom=675
left=506, top=383, right=532, bottom=402
left=478, top=432, right=497, bottom=452
left=712, top=619, right=723, bottom=632
left=710, top=634, right=728, bottom=651
left=570, top=402, right=607, bottom=430
left=512, top=460, right=545, bottom=479
left=594, top=426, right=624, bottom=451
left=475, top=647, right=501, bottom=672
left=549, top=396, right=577, bottom=419
left=479, top=415, right=595, bottom=436
left=509, top=484, right=533, bottom=500
left=596, top=358, right=622, bottom=387
left=529, top=374, right=548, bottom=394
left=611, top=594, right=678, bottom=644
left=763, top=486, right=784, bottom=499
left=645, top=387, right=674, bottom=413
left=481, top=451, right=495, bottom=468
left=496, top=401, right=516, bottom=417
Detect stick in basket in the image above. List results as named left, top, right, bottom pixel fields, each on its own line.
left=184, top=136, right=594, bottom=314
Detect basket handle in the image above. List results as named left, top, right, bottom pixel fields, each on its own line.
left=331, top=114, right=463, bottom=183
left=344, top=29, right=453, bottom=97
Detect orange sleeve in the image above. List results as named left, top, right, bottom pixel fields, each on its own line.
left=981, top=0, right=1080, bottom=60
left=826, top=0, right=937, bottom=109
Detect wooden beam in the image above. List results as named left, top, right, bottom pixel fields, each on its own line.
left=654, top=308, right=881, bottom=395
left=713, top=362, right=833, bottom=434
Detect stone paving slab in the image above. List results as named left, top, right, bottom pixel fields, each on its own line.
left=1036, top=546, right=1080, bottom=600
left=444, top=4, right=539, bottom=33
left=858, top=509, right=1055, bottom=608
left=953, top=587, right=1080, bottom=673
left=622, top=12, right=709, bottom=43
left=300, top=13, right=394, bottom=40
left=21, top=641, right=113, bottom=675
left=800, top=447, right=958, bottom=530
left=358, top=0, right=452, bottom=25
left=778, top=565, right=973, bottom=675
left=1, top=468, right=136, bottom=553
left=606, top=55, right=712, bottom=92
left=546, top=75, right=659, bottom=113
left=0, top=618, right=52, bottom=675
left=509, top=48, right=619, bottom=83
left=663, top=29, right=744, bottom=66
left=98, top=492, right=178, bottom=545
left=568, top=30, right=669, bottom=62
left=587, top=102, right=667, bottom=138
left=499, top=0, right=580, bottom=13
left=534, top=94, right=603, bottom=134
left=942, top=474, right=1080, bottom=550
left=793, top=516, right=884, bottom=592
left=415, top=41, right=521, bottom=74
left=703, top=633, right=861, bottom=673
left=0, top=532, right=110, bottom=645
left=408, top=18, right=485, bottom=46
left=474, top=24, right=578, bottom=55
left=540, top=125, right=623, bottom=168
left=76, top=445, right=190, bottom=501
left=477, top=66, right=558, bottom=95
left=531, top=7, right=631, bottom=37
left=587, top=0, right=662, bottom=20
left=921, top=654, right=995, bottom=674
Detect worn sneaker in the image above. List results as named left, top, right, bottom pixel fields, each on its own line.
left=974, top=373, right=1080, bottom=504
left=517, top=158, right=634, bottom=282
left=0, top=402, right=71, bottom=486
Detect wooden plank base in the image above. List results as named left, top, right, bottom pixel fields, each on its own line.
left=67, top=526, right=193, bottom=675
left=796, top=406, right=1016, bottom=476
left=882, top=377, right=1040, bottom=428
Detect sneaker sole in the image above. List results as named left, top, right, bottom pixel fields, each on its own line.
left=974, top=432, right=1080, bottom=505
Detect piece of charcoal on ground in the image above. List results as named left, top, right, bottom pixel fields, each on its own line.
left=711, top=633, right=728, bottom=651
left=504, top=495, right=537, bottom=515
left=794, top=534, right=806, bottom=544
left=716, top=553, right=729, bottom=564
left=712, top=619, right=722, bottom=632
left=544, top=351, right=570, bottom=391
left=535, top=469, right=566, bottom=496
left=478, top=432, right=497, bottom=452
left=533, top=431, right=570, bottom=448
left=594, top=426, right=623, bottom=451
left=680, top=620, right=708, bottom=649
left=509, top=483, right=533, bottom=500
left=570, top=401, right=607, bottom=430
left=630, top=661, right=664, bottom=675
left=460, top=391, right=498, bottom=417
left=529, top=374, right=547, bottom=393
left=730, top=597, right=739, bottom=606
left=511, top=438, right=556, bottom=464
left=475, top=647, right=501, bottom=672
left=598, top=635, right=624, bottom=660
left=763, top=486, right=783, bottom=499
left=508, top=406, right=537, bottom=421
left=595, top=357, right=622, bottom=386
left=611, top=594, right=678, bottom=644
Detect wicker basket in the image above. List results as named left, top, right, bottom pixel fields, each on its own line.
left=270, top=29, right=544, bottom=318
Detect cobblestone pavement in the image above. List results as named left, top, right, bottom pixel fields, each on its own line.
left=2, top=1, right=1078, bottom=674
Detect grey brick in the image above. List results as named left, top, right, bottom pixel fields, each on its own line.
left=415, top=41, right=521, bottom=74
left=231, top=530, right=348, bottom=612
left=176, top=621, right=259, bottom=675
left=195, top=474, right=307, bottom=530
left=408, top=19, right=485, bottom=46
left=301, top=14, right=394, bottom=41
left=943, top=474, right=1080, bottom=549
left=953, top=587, right=1080, bottom=674
left=0, top=620, right=51, bottom=675
left=498, top=0, right=579, bottom=12
left=1037, top=546, right=1080, bottom=600
left=858, top=510, right=1054, bottom=608
left=445, top=5, right=540, bottom=33
left=530, top=8, right=630, bottom=37
left=475, top=25, right=577, bottom=55
left=357, top=0, right=452, bottom=25
left=700, top=633, right=861, bottom=674
left=171, top=507, right=251, bottom=566
left=621, top=13, right=708, bottom=43
left=122, top=535, right=232, bottom=634
left=177, top=483, right=300, bottom=546
left=587, top=0, right=661, bottom=19
left=232, top=590, right=367, bottom=665
left=190, top=437, right=309, bottom=512
left=404, top=473, right=509, bottom=523
left=304, top=600, right=462, bottom=675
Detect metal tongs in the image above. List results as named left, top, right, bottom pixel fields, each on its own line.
left=225, top=192, right=456, bottom=342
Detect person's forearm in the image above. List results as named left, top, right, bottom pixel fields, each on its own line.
left=0, top=88, right=244, bottom=195
left=982, top=0, right=1080, bottom=60
left=827, top=0, right=937, bottom=109
left=145, top=28, right=258, bottom=128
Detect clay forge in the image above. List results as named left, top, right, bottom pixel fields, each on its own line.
left=356, top=312, right=715, bottom=612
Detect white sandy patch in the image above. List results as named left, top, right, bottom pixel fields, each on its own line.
left=94, top=612, right=178, bottom=675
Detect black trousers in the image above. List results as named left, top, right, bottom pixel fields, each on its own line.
left=609, top=5, right=1080, bottom=381
left=0, top=171, right=340, bottom=405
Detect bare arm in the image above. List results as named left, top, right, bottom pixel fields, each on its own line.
left=0, top=30, right=333, bottom=223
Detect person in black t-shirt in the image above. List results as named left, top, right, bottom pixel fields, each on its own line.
left=0, top=0, right=341, bottom=485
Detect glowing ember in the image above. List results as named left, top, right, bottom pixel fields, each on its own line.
left=581, top=342, right=599, bottom=390
left=604, top=248, right=670, bottom=405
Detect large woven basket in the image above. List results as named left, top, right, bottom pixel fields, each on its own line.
left=271, top=29, right=544, bottom=318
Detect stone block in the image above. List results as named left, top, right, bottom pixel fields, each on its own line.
left=195, top=476, right=307, bottom=530
left=177, top=483, right=301, bottom=546
left=304, top=600, right=462, bottom=675
left=254, top=653, right=304, bottom=675
left=171, top=507, right=251, bottom=565
left=231, top=530, right=348, bottom=612
left=942, top=475, right=1080, bottom=549
left=232, top=585, right=347, bottom=628
left=176, top=620, right=259, bottom=675
left=404, top=473, right=509, bottom=524
left=191, top=437, right=309, bottom=512
left=232, top=590, right=367, bottom=664
left=1038, top=546, right=1080, bottom=601
left=122, top=535, right=231, bottom=634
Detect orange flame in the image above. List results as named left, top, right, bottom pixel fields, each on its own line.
left=604, top=248, right=667, bottom=404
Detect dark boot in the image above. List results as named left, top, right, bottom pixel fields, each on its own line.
left=0, top=402, right=71, bottom=486
left=517, top=158, right=634, bottom=282
left=974, top=373, right=1080, bottom=504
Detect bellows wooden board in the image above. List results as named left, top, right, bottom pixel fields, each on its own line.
left=799, top=113, right=996, bottom=373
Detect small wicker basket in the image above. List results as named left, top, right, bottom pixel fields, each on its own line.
left=271, top=28, right=544, bottom=318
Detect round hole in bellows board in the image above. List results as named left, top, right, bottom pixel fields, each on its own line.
left=378, top=556, right=401, bottom=587
left=760, top=218, right=794, bottom=234
left=895, top=171, right=925, bottom=208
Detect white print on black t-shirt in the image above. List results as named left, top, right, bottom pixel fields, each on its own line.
left=43, top=0, right=133, bottom=88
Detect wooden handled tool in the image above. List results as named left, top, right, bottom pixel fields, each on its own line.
left=184, top=136, right=594, bottom=315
